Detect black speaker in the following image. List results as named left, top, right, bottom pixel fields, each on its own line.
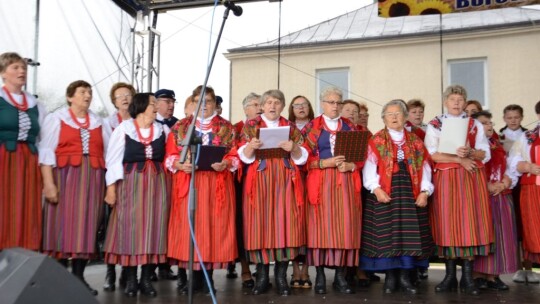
left=0, top=248, right=98, bottom=304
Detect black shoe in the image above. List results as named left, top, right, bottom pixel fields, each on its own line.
left=227, top=263, right=238, bottom=279
left=409, top=269, right=421, bottom=287
left=435, top=259, right=458, bottom=293
left=243, top=279, right=255, bottom=289
left=177, top=268, right=188, bottom=291
left=139, top=264, right=157, bottom=297
left=203, top=270, right=217, bottom=294
left=119, top=267, right=127, bottom=288
left=72, top=259, right=98, bottom=296
left=252, top=264, right=270, bottom=295
left=124, top=266, right=138, bottom=297
left=418, top=268, right=429, bottom=279
left=369, top=273, right=381, bottom=282
left=315, top=266, right=327, bottom=294
left=398, top=269, right=417, bottom=294
left=103, top=264, right=116, bottom=292
left=487, top=278, right=509, bottom=291
left=383, top=269, right=397, bottom=294
left=333, top=267, right=354, bottom=294
left=474, top=278, right=488, bottom=289
left=460, top=260, right=480, bottom=296
left=158, top=263, right=177, bottom=280
left=180, top=270, right=204, bottom=295
left=274, top=261, right=291, bottom=296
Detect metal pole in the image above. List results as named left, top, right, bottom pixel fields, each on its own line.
left=32, top=0, right=40, bottom=95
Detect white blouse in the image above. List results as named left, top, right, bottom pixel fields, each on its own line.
left=362, top=128, right=434, bottom=195
left=38, top=107, right=110, bottom=166
left=238, top=114, right=308, bottom=165
left=507, top=126, right=538, bottom=187
left=424, top=113, right=491, bottom=163
left=105, top=120, right=169, bottom=186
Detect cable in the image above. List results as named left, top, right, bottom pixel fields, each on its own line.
left=277, top=0, right=282, bottom=89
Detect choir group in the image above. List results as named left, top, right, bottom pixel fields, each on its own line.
left=2, top=51, right=540, bottom=298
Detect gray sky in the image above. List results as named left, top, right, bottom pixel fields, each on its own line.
left=155, top=0, right=374, bottom=118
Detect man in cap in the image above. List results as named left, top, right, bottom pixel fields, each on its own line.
left=155, top=89, right=179, bottom=128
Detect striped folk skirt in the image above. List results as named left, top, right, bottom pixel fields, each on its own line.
left=306, top=168, right=362, bottom=267
left=430, top=166, right=494, bottom=258
left=168, top=170, right=237, bottom=269
left=243, top=159, right=306, bottom=264
left=42, top=157, right=104, bottom=259
left=474, top=193, right=520, bottom=275
left=360, top=162, right=434, bottom=271
left=105, top=163, right=169, bottom=266
left=0, top=143, right=42, bottom=251
left=519, top=184, right=540, bottom=263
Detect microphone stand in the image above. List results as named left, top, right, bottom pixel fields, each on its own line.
left=178, top=3, right=241, bottom=304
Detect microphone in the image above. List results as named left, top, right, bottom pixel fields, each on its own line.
left=224, top=0, right=243, bottom=16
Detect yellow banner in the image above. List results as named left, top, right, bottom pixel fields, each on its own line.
left=378, top=0, right=540, bottom=18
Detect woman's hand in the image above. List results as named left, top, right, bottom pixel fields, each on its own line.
left=248, top=138, right=263, bottom=150
left=43, top=182, right=59, bottom=203
left=415, top=192, right=428, bottom=208
left=529, top=163, right=540, bottom=176
left=104, top=185, right=116, bottom=206
left=374, top=187, right=391, bottom=203
left=458, top=157, right=477, bottom=173
left=182, top=163, right=195, bottom=174
left=337, top=162, right=355, bottom=173
left=325, top=155, right=346, bottom=168
left=456, top=146, right=470, bottom=158
left=211, top=161, right=228, bottom=172
left=278, top=140, right=295, bottom=152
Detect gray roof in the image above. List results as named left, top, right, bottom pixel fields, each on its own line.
left=229, top=4, right=540, bottom=53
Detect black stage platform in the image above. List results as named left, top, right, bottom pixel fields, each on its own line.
left=85, top=263, right=540, bottom=304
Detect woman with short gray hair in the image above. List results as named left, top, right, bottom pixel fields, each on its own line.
left=361, top=100, right=434, bottom=294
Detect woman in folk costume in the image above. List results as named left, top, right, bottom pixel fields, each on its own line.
left=101, top=82, right=136, bottom=293
left=238, top=89, right=308, bottom=296
left=0, top=52, right=47, bottom=252
left=166, top=85, right=238, bottom=294
left=287, top=95, right=316, bottom=289
left=302, top=86, right=362, bottom=295
left=361, top=100, right=434, bottom=295
left=507, top=100, right=540, bottom=277
left=39, top=80, right=110, bottom=296
left=424, top=85, right=493, bottom=295
left=103, top=93, right=169, bottom=298
left=103, top=82, right=135, bottom=131
left=230, top=92, right=262, bottom=289
left=471, top=111, right=520, bottom=291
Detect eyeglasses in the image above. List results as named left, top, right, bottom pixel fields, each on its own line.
left=359, top=113, right=369, bottom=118
left=323, top=100, right=344, bottom=106
left=115, top=93, right=132, bottom=100
left=292, top=103, right=309, bottom=109
left=384, top=112, right=403, bottom=117
left=245, top=103, right=260, bottom=108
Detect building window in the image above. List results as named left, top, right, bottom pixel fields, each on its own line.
left=316, top=68, right=349, bottom=114
left=448, top=58, right=488, bottom=108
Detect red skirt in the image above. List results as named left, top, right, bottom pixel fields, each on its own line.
left=519, top=184, right=540, bottom=263
left=0, top=143, right=42, bottom=251
left=168, top=170, right=237, bottom=269
left=430, top=166, right=494, bottom=257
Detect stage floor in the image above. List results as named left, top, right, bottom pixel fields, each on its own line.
left=85, top=263, right=540, bottom=304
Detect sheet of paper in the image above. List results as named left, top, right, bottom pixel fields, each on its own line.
left=502, top=138, right=515, bottom=154
left=438, top=118, right=468, bottom=154
left=259, top=126, right=290, bottom=149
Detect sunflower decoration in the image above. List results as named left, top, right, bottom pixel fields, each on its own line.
left=412, top=0, right=454, bottom=15
left=379, top=0, right=417, bottom=18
